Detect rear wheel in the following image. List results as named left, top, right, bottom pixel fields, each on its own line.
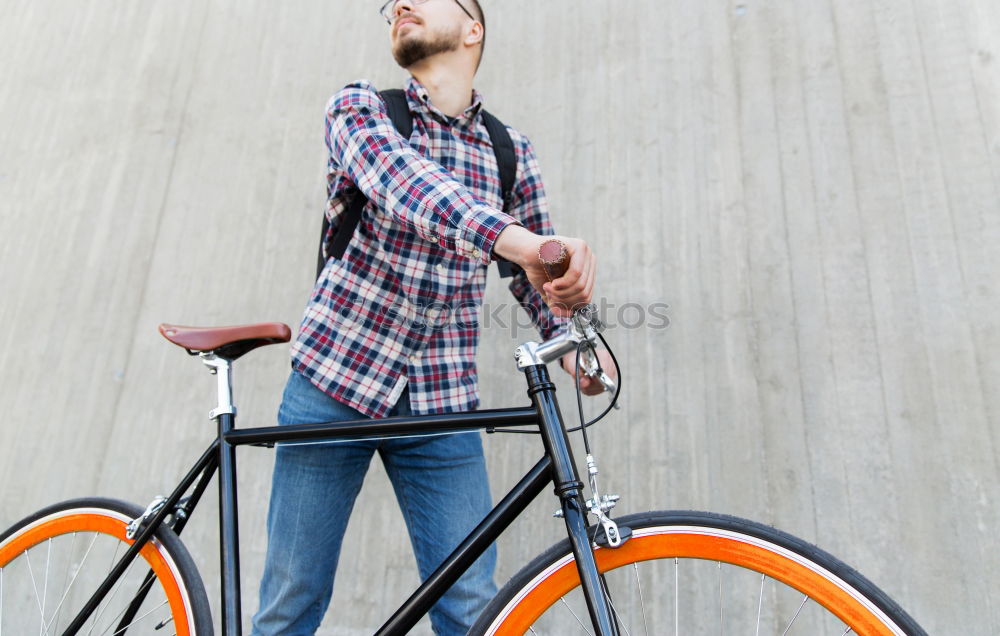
left=0, top=497, right=212, bottom=635
left=472, top=510, right=926, bottom=635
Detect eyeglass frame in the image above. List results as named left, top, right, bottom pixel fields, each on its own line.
left=380, top=0, right=477, bottom=25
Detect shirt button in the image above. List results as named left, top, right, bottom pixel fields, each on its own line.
left=409, top=352, right=421, bottom=363
left=435, top=263, right=445, bottom=273
left=471, top=248, right=481, bottom=258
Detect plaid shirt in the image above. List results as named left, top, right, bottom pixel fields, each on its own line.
left=290, top=77, right=567, bottom=418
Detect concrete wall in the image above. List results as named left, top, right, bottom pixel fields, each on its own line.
left=1, top=0, right=997, bottom=633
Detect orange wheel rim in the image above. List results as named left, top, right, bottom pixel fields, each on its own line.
left=492, top=528, right=898, bottom=636
left=0, top=512, right=192, bottom=636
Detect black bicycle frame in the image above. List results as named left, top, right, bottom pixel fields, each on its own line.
left=64, top=363, right=619, bottom=636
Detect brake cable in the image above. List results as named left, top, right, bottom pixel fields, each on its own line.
left=490, top=329, right=622, bottom=436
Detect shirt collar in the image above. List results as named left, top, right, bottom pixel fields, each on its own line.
left=405, top=76, right=484, bottom=126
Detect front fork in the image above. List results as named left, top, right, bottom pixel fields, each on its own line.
left=524, top=364, right=622, bottom=636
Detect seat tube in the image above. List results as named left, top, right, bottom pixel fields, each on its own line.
left=524, top=364, right=618, bottom=636
left=206, top=355, right=243, bottom=635
left=217, top=412, right=243, bottom=635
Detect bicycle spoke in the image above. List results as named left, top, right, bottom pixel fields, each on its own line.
left=559, top=597, right=594, bottom=635
left=631, top=563, right=648, bottom=636
left=39, top=538, right=52, bottom=636
left=101, top=573, right=158, bottom=635
left=596, top=572, right=631, bottom=636
left=603, top=590, right=631, bottom=636
left=673, top=558, right=678, bottom=636
left=49, top=531, right=79, bottom=635
left=88, top=541, right=144, bottom=636
left=86, top=539, right=124, bottom=636
left=25, top=550, right=48, bottom=631
left=755, top=573, right=765, bottom=636
left=100, top=598, right=168, bottom=636
left=151, top=613, right=176, bottom=632
left=717, top=561, right=722, bottom=635
left=44, top=531, right=98, bottom=635
left=780, top=596, right=809, bottom=635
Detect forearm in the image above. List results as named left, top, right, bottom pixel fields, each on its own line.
left=492, top=224, right=538, bottom=265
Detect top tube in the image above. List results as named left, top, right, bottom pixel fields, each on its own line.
left=223, top=405, right=540, bottom=447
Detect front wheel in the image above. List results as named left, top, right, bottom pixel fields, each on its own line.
left=472, top=510, right=926, bottom=635
left=0, top=497, right=213, bottom=635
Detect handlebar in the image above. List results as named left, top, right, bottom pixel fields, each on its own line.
left=512, top=303, right=603, bottom=367
left=515, top=240, right=619, bottom=403
left=538, top=238, right=571, bottom=281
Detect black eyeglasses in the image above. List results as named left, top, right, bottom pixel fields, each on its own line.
left=380, top=0, right=476, bottom=25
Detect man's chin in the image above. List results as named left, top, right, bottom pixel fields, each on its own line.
left=393, top=43, right=428, bottom=69
left=393, top=54, right=423, bottom=69
left=392, top=29, right=460, bottom=69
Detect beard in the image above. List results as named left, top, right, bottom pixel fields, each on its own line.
left=392, top=21, right=463, bottom=68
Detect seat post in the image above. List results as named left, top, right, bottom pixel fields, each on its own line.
left=202, top=353, right=237, bottom=419
left=202, top=354, right=243, bottom=635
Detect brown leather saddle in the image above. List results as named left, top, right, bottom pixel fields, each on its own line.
left=158, top=322, right=291, bottom=360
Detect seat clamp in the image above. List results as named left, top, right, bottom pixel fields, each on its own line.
left=210, top=405, right=237, bottom=420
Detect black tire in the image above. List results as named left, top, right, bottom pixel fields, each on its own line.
left=0, top=497, right=213, bottom=635
left=471, top=510, right=926, bottom=635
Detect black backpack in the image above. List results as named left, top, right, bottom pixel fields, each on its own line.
left=316, top=88, right=522, bottom=279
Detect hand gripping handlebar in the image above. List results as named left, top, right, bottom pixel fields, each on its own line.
left=513, top=240, right=603, bottom=369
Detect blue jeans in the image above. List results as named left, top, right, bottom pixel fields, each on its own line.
left=251, top=371, right=497, bottom=635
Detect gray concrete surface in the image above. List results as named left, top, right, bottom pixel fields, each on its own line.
left=1, top=0, right=997, bottom=633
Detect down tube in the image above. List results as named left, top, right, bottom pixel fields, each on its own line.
left=376, top=455, right=554, bottom=635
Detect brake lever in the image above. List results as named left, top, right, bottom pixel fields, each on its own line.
left=578, top=344, right=621, bottom=409
left=571, top=303, right=604, bottom=334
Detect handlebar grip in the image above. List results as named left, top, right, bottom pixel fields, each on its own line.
left=538, top=239, right=570, bottom=281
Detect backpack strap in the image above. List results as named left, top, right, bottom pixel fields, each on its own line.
left=380, top=88, right=413, bottom=139
left=318, top=90, right=413, bottom=278
left=480, top=109, right=522, bottom=278
left=480, top=110, right=516, bottom=210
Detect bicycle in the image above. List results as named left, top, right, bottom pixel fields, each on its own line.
left=0, top=258, right=927, bottom=634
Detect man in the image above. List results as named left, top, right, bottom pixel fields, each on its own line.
left=252, top=1, right=613, bottom=633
